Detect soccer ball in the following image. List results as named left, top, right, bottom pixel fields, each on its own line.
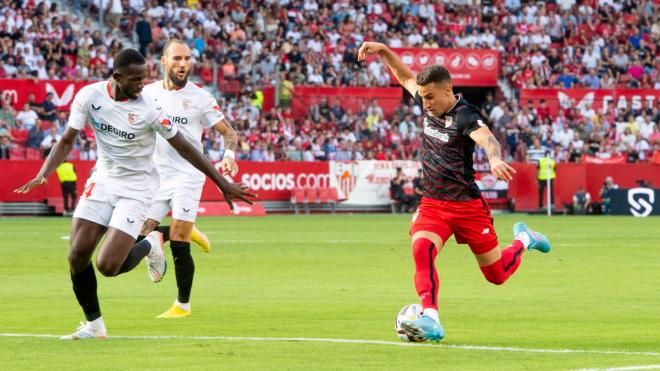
left=395, top=303, right=423, bottom=342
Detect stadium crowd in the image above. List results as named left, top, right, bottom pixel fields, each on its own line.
left=0, top=0, right=658, bottom=163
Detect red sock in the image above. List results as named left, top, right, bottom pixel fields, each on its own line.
left=479, top=240, right=525, bottom=285
left=412, top=238, right=439, bottom=310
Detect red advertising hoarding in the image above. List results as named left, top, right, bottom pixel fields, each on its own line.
left=0, top=79, right=260, bottom=112
left=390, top=48, right=500, bottom=87
left=2, top=160, right=658, bottom=212
left=0, top=79, right=92, bottom=111
left=520, top=89, right=660, bottom=116
left=203, top=161, right=331, bottom=201
left=291, top=86, right=402, bottom=120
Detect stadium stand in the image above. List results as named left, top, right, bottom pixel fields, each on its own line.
left=0, top=0, right=658, bottom=165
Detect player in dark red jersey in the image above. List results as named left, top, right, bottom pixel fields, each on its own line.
left=358, top=42, right=551, bottom=342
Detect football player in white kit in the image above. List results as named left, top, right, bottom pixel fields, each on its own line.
left=14, top=49, right=256, bottom=340
left=139, top=37, right=240, bottom=318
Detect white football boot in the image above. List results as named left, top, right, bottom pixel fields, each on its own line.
left=60, top=320, right=107, bottom=340
left=145, top=231, right=167, bottom=282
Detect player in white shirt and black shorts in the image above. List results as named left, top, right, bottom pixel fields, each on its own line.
left=139, top=37, right=240, bottom=318
left=15, top=49, right=255, bottom=340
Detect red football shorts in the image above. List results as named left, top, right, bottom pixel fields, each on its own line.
left=409, top=196, right=499, bottom=254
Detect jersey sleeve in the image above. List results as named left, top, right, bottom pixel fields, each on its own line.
left=67, top=88, right=89, bottom=130
left=458, top=109, right=488, bottom=137
left=201, top=95, right=225, bottom=128
left=148, top=98, right=178, bottom=140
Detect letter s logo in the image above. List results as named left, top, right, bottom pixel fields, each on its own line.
left=627, top=188, right=655, bottom=217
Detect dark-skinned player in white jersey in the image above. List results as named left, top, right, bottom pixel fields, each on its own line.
left=358, top=42, right=551, bottom=342
left=14, top=49, right=256, bottom=340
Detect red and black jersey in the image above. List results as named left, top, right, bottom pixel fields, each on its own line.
left=414, top=92, right=486, bottom=201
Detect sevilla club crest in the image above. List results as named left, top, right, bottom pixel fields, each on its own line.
left=128, top=113, right=138, bottom=125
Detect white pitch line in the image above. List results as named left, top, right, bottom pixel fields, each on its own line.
left=213, top=239, right=397, bottom=244
left=1, top=333, right=659, bottom=357
left=576, top=365, right=660, bottom=371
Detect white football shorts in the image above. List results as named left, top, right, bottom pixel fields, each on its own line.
left=146, top=177, right=204, bottom=223
left=73, top=179, right=151, bottom=239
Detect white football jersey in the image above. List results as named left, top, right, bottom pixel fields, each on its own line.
left=143, top=81, right=224, bottom=183
left=67, top=81, right=177, bottom=200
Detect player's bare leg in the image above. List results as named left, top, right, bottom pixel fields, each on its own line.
left=399, top=230, right=445, bottom=342
left=62, top=218, right=113, bottom=340
left=95, top=227, right=164, bottom=281
left=141, top=219, right=210, bottom=253
left=140, top=218, right=160, bottom=236
left=60, top=204, right=167, bottom=339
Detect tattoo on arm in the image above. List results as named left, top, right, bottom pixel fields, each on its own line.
left=486, top=135, right=502, bottom=160
left=218, top=119, right=238, bottom=152
left=223, top=130, right=238, bottom=152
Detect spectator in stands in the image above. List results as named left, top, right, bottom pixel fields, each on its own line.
left=26, top=94, right=44, bottom=116
left=0, top=97, right=16, bottom=128
left=4, top=0, right=657, bottom=165
left=527, top=136, right=547, bottom=164
left=480, top=92, right=497, bottom=120
left=334, top=138, right=352, bottom=161
left=79, top=139, right=97, bottom=161
left=40, top=92, right=57, bottom=122
left=135, top=12, right=152, bottom=56
left=16, top=103, right=38, bottom=130
left=40, top=125, right=61, bottom=158
left=556, top=67, right=576, bottom=88
left=0, top=132, right=10, bottom=159
left=207, top=141, right=222, bottom=162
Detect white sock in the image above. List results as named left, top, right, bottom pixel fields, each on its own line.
left=89, top=316, right=105, bottom=330
left=422, top=308, right=439, bottom=324
left=515, top=232, right=530, bottom=249
left=175, top=300, right=190, bottom=312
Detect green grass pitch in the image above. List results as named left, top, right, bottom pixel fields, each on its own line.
left=0, top=214, right=659, bottom=370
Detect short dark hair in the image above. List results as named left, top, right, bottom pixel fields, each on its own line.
left=416, top=65, right=451, bottom=86
left=163, top=35, right=186, bottom=55
left=112, top=48, right=145, bottom=71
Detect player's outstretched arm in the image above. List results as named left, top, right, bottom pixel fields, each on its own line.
left=469, top=127, right=516, bottom=181
left=14, top=127, right=79, bottom=194
left=357, top=42, right=418, bottom=96
left=213, top=118, right=239, bottom=176
left=166, top=131, right=256, bottom=210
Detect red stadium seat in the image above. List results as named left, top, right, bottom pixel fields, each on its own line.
left=10, top=145, right=26, bottom=160
left=26, top=148, right=41, bottom=160
left=290, top=188, right=308, bottom=214
left=10, top=129, right=29, bottom=146
left=318, top=188, right=337, bottom=213
left=69, top=149, right=80, bottom=160
left=305, top=188, right=319, bottom=204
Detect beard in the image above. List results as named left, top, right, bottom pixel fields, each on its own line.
left=168, top=69, right=188, bottom=87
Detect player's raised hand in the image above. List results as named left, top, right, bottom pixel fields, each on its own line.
left=220, top=182, right=257, bottom=211
left=358, top=42, right=385, bottom=62
left=489, top=158, right=516, bottom=182
left=13, top=176, right=47, bottom=194
left=220, top=156, right=238, bottom=177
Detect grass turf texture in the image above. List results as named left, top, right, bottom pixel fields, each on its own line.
left=0, top=214, right=658, bottom=370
